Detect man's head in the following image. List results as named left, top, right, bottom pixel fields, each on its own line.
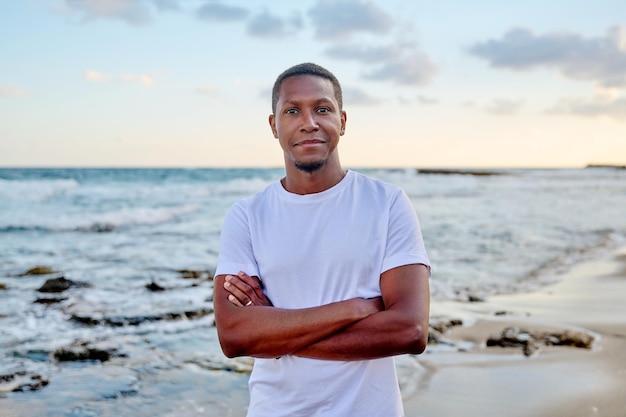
left=269, top=63, right=347, bottom=177
left=271, top=63, right=343, bottom=115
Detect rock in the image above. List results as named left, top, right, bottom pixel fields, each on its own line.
left=19, top=266, right=55, bottom=276
left=428, top=317, right=463, bottom=346
left=33, top=297, right=67, bottom=305
left=0, top=371, right=49, bottom=392
left=178, top=269, right=202, bottom=279
left=85, top=222, right=115, bottom=233
left=177, top=269, right=214, bottom=280
left=37, top=277, right=90, bottom=293
left=53, top=340, right=118, bottom=362
left=146, top=281, right=166, bottom=292
left=429, top=317, right=463, bottom=334
left=541, top=329, right=594, bottom=349
left=0, top=282, right=6, bottom=290
left=70, top=307, right=214, bottom=327
left=468, top=294, right=485, bottom=302
left=486, top=327, right=594, bottom=356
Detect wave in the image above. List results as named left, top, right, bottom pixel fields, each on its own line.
left=0, top=178, right=79, bottom=202
left=0, top=204, right=200, bottom=233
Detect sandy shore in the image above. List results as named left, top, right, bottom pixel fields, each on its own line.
left=403, top=246, right=626, bottom=417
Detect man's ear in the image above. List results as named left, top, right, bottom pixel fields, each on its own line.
left=340, top=110, right=347, bottom=136
left=269, top=114, right=278, bottom=138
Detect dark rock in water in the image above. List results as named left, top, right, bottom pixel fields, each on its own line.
left=70, top=307, right=214, bottom=327
left=0, top=282, right=6, bottom=290
left=18, top=266, right=56, bottom=276
left=0, top=371, right=49, bottom=393
left=33, top=297, right=67, bottom=305
left=467, top=294, right=485, bottom=302
left=85, top=222, right=115, bottom=233
left=146, top=281, right=166, bottom=292
left=177, top=269, right=215, bottom=280
left=37, top=277, right=90, bottom=293
left=486, top=326, right=594, bottom=356
left=178, top=269, right=202, bottom=279
left=53, top=340, right=119, bottom=362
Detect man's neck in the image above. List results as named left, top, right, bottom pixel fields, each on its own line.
left=281, top=162, right=346, bottom=195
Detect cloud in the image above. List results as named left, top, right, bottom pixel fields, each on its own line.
left=363, top=51, right=438, bottom=86
left=484, top=98, right=524, bottom=115
left=84, top=70, right=157, bottom=86
left=0, top=84, right=27, bottom=98
left=120, top=73, right=158, bottom=86
left=65, top=0, right=159, bottom=25
left=469, top=26, right=626, bottom=88
left=85, top=70, right=113, bottom=82
left=246, top=10, right=302, bottom=38
left=548, top=96, right=626, bottom=121
left=307, top=0, right=392, bottom=38
left=325, top=44, right=401, bottom=62
left=343, top=87, right=381, bottom=106
left=196, top=2, right=249, bottom=22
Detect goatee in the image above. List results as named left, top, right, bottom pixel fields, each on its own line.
left=294, top=159, right=326, bottom=173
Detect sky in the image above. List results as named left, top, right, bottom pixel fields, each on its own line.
left=1, top=0, right=625, bottom=168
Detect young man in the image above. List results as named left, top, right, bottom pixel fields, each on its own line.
left=214, top=63, right=430, bottom=417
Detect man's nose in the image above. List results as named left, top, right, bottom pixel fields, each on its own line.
left=300, top=111, right=319, bottom=131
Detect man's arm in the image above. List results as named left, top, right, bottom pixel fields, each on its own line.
left=293, top=263, right=430, bottom=360
left=223, top=263, right=430, bottom=361
left=213, top=273, right=384, bottom=359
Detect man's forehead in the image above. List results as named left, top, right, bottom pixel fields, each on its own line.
left=277, top=75, right=335, bottom=103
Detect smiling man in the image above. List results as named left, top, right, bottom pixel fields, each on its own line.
left=213, top=63, right=431, bottom=417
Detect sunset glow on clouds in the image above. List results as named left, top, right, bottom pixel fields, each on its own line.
left=1, top=0, right=625, bottom=167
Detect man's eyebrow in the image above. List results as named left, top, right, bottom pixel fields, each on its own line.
left=280, top=98, right=335, bottom=107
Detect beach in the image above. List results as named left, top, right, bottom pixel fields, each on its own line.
left=402, top=246, right=626, bottom=417
left=1, top=167, right=625, bottom=416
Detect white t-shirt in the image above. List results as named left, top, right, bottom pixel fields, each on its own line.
left=216, top=170, right=430, bottom=417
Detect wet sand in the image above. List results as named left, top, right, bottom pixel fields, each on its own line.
left=403, top=247, right=626, bottom=417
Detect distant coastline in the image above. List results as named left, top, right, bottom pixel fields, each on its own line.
left=585, top=164, right=626, bottom=169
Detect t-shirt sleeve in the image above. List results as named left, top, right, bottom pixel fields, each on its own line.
left=381, top=189, right=431, bottom=275
left=215, top=202, right=260, bottom=277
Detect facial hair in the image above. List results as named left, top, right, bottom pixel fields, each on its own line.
left=294, top=159, right=326, bottom=173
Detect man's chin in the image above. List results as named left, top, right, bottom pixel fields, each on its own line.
left=294, top=159, right=326, bottom=173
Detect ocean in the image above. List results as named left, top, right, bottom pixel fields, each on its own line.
left=1, top=167, right=625, bottom=416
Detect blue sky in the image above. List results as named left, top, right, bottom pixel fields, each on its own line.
left=1, top=0, right=625, bottom=167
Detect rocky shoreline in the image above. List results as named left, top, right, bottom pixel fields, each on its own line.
left=0, top=264, right=596, bottom=399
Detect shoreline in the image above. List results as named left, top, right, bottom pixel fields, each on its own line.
left=403, top=246, right=626, bottom=417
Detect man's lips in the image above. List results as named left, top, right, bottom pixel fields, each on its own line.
left=295, top=139, right=325, bottom=146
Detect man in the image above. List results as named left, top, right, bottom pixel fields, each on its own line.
left=214, top=62, right=430, bottom=417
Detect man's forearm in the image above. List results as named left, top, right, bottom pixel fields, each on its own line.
left=214, top=274, right=384, bottom=359
left=292, top=307, right=428, bottom=361
left=294, top=264, right=431, bottom=361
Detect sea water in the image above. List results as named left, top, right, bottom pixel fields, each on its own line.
left=1, top=167, right=625, bottom=415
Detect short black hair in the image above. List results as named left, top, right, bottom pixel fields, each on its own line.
left=271, top=62, right=343, bottom=114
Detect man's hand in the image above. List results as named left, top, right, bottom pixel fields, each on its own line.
left=223, top=271, right=273, bottom=307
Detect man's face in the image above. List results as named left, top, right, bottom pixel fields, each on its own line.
left=269, top=75, right=346, bottom=173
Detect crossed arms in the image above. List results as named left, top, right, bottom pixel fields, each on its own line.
left=213, top=263, right=430, bottom=361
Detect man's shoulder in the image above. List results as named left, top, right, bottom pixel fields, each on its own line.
left=232, top=180, right=280, bottom=209
left=349, top=170, right=404, bottom=196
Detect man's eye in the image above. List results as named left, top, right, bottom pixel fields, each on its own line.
left=317, top=107, right=330, bottom=113
left=286, top=108, right=298, bottom=114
